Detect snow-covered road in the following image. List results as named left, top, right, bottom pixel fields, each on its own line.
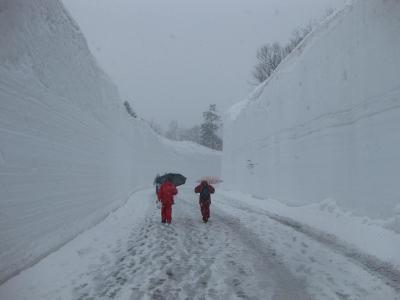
left=79, top=195, right=310, bottom=300
left=1, top=188, right=399, bottom=300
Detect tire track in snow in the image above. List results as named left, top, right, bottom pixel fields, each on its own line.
left=216, top=195, right=400, bottom=293
left=126, top=198, right=311, bottom=299
left=73, top=193, right=313, bottom=300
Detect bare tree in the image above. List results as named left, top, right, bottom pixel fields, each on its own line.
left=252, top=42, right=285, bottom=83
left=148, top=119, right=163, bottom=135
left=285, top=23, right=313, bottom=54
left=252, top=22, right=315, bottom=84
left=165, top=120, right=180, bottom=141
left=324, top=7, right=335, bottom=19
left=180, top=125, right=201, bottom=144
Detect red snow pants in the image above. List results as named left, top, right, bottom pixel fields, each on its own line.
left=200, top=201, right=210, bottom=222
left=161, top=204, right=172, bottom=223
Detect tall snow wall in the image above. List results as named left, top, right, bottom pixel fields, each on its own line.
left=0, top=0, right=220, bottom=284
left=222, top=0, right=400, bottom=219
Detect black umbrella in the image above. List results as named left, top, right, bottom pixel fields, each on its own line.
left=158, top=173, right=186, bottom=186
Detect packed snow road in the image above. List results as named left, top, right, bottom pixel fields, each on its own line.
left=0, top=188, right=398, bottom=300
left=73, top=194, right=310, bottom=300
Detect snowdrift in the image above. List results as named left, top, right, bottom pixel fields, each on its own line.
left=223, top=0, right=400, bottom=220
left=0, top=0, right=220, bottom=284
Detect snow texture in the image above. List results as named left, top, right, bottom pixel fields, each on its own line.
left=222, top=0, right=400, bottom=219
left=219, top=190, right=400, bottom=284
left=1, top=188, right=399, bottom=299
left=0, top=0, right=220, bottom=284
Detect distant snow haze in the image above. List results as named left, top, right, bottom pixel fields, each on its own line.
left=62, top=0, right=347, bottom=128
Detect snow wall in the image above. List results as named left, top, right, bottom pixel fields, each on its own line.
left=0, top=0, right=220, bottom=284
left=222, top=0, right=400, bottom=220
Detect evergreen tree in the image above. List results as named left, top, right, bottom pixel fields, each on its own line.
left=200, top=104, right=222, bottom=150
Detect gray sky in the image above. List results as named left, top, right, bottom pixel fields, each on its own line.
left=62, top=0, right=346, bottom=128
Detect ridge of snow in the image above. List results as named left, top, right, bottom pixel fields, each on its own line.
left=161, top=138, right=222, bottom=156
left=219, top=190, right=400, bottom=270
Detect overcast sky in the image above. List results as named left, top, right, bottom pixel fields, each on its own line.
left=62, top=0, right=346, bottom=128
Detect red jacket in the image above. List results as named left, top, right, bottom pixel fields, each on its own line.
left=195, top=181, right=215, bottom=202
left=158, top=181, right=177, bottom=206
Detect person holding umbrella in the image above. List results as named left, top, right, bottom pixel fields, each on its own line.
left=195, top=180, right=215, bottom=223
left=157, top=175, right=178, bottom=224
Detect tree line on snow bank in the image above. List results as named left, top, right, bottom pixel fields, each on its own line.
left=252, top=8, right=334, bottom=84
left=149, top=104, right=223, bottom=151
left=123, top=100, right=222, bottom=150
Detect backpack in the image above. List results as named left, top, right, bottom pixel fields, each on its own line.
left=200, top=185, right=211, bottom=202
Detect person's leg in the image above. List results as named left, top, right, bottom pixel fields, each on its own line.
left=161, top=205, right=166, bottom=223
left=205, top=203, right=210, bottom=221
left=200, top=203, right=207, bottom=222
left=166, top=205, right=172, bottom=223
left=200, top=203, right=204, bottom=220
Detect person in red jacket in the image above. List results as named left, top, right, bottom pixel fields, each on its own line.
left=158, top=177, right=178, bottom=224
left=195, top=180, right=215, bottom=223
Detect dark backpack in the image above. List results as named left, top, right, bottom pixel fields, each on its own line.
left=200, top=185, right=211, bottom=202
